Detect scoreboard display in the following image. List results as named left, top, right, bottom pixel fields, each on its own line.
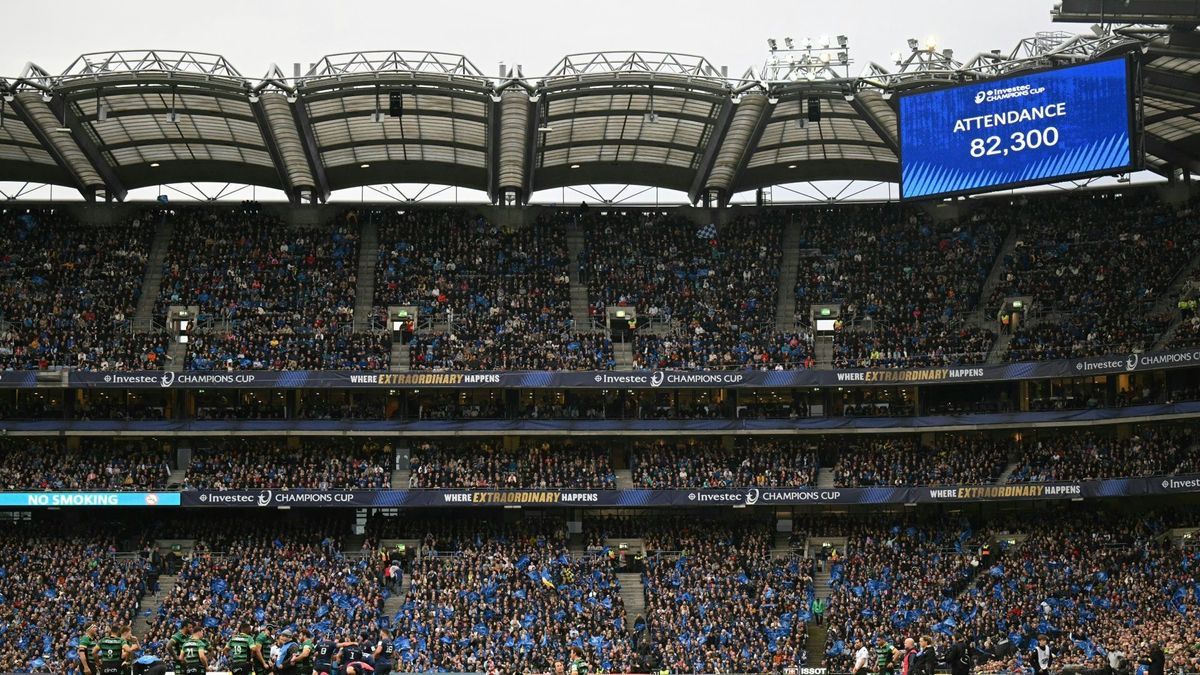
left=899, top=56, right=1137, bottom=200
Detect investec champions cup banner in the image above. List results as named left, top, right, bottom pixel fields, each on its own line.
left=165, top=475, right=1200, bottom=508
left=43, top=348, right=1200, bottom=390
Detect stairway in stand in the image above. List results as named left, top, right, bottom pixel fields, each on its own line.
left=565, top=218, right=593, bottom=330
left=133, top=573, right=178, bottom=638
left=132, top=217, right=174, bottom=333
left=390, top=340, right=410, bottom=371
left=617, top=572, right=647, bottom=627
left=353, top=219, right=378, bottom=332
left=775, top=223, right=803, bottom=332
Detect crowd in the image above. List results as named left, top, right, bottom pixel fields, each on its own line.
left=386, top=519, right=634, bottom=672
left=793, top=204, right=1001, bottom=368
left=152, top=207, right=388, bottom=370
left=832, top=435, right=1012, bottom=487
left=639, top=521, right=815, bottom=672
left=183, top=439, right=393, bottom=490
left=630, top=438, right=819, bottom=488
left=0, top=439, right=170, bottom=491
left=992, top=193, right=1199, bottom=361
left=369, top=209, right=614, bottom=370
left=1010, top=426, right=1200, bottom=482
left=0, top=208, right=169, bottom=371
left=145, top=519, right=385, bottom=669
left=582, top=210, right=803, bottom=370
left=0, top=524, right=152, bottom=673
left=409, top=440, right=615, bottom=489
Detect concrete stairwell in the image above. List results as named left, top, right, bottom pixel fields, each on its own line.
left=617, top=572, right=647, bottom=628
left=390, top=341, right=410, bottom=371
left=392, top=468, right=410, bottom=488
left=382, top=573, right=410, bottom=619
left=816, top=468, right=836, bottom=489
left=986, top=331, right=1013, bottom=364
left=167, top=468, right=187, bottom=489
left=614, top=341, right=634, bottom=370
left=978, top=223, right=1020, bottom=313
left=1152, top=256, right=1200, bottom=349
left=996, top=462, right=1021, bottom=484
left=565, top=218, right=593, bottom=330
left=615, top=469, right=635, bottom=490
left=776, top=224, right=803, bottom=332
left=806, top=535, right=845, bottom=666
left=353, top=219, right=378, bottom=332
left=134, top=573, right=178, bottom=638
left=166, top=341, right=187, bottom=372
left=132, top=218, right=174, bottom=332
left=814, top=337, right=834, bottom=369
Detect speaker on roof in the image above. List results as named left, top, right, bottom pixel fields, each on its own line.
left=807, top=96, right=821, bottom=123
left=389, top=91, right=404, bottom=118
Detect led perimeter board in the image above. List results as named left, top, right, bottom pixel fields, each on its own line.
left=899, top=56, right=1137, bottom=200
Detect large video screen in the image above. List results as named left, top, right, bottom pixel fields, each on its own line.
left=899, top=57, right=1135, bottom=200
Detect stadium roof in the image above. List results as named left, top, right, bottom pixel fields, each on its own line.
left=0, top=20, right=1196, bottom=204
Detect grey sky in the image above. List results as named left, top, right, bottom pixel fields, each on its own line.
left=4, top=0, right=1060, bottom=80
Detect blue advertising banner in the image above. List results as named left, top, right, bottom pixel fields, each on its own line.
left=0, top=492, right=181, bottom=507
left=900, top=57, right=1135, bottom=199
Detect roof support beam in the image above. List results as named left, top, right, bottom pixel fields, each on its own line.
left=1144, top=133, right=1200, bottom=175
left=51, top=96, right=128, bottom=201
left=702, top=92, right=773, bottom=205
left=8, top=93, right=101, bottom=201
left=687, top=98, right=733, bottom=205
left=524, top=94, right=545, bottom=201
left=486, top=95, right=500, bottom=203
left=291, top=99, right=331, bottom=203
left=849, top=94, right=899, bottom=155
left=1145, top=68, right=1200, bottom=101
left=251, top=97, right=299, bottom=204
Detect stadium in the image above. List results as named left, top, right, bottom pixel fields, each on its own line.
left=2, top=0, right=1200, bottom=673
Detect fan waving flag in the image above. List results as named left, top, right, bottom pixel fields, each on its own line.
left=696, top=223, right=717, bottom=240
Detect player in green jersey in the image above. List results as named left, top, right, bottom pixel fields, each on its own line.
left=287, top=629, right=316, bottom=675
left=226, top=622, right=256, bottom=675
left=76, top=624, right=100, bottom=675
left=167, top=619, right=195, bottom=672
left=252, top=625, right=273, bottom=675
left=96, top=625, right=132, bottom=675
left=179, top=627, right=209, bottom=675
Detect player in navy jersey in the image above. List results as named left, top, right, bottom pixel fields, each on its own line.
left=371, top=629, right=395, bottom=675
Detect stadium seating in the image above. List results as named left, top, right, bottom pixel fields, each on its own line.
left=0, top=439, right=170, bottom=491
left=409, top=440, right=615, bottom=489
left=638, top=520, right=814, bottom=671
left=992, top=194, right=1198, bottom=361
left=0, top=524, right=152, bottom=673
left=152, top=207, right=389, bottom=370
left=832, top=435, right=1011, bottom=487
left=0, top=208, right=169, bottom=371
left=1008, top=426, right=1199, bottom=482
left=184, top=438, right=393, bottom=490
left=379, top=519, right=633, bottom=672
left=793, top=204, right=1001, bottom=368
left=630, top=438, right=819, bottom=488
left=144, top=519, right=384, bottom=669
left=371, top=209, right=614, bottom=370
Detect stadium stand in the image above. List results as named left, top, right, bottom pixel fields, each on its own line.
left=992, top=194, right=1198, bottom=361
left=0, top=208, right=169, bottom=371
left=183, top=438, right=393, bottom=490
left=374, top=518, right=633, bottom=672
left=794, top=205, right=1000, bottom=368
left=629, top=438, right=819, bottom=488
left=409, top=439, right=615, bottom=489
left=372, top=209, right=614, bottom=370
left=0, top=438, right=170, bottom=491
left=153, top=206, right=389, bottom=370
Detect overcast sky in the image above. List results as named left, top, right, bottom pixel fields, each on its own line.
left=3, top=0, right=1061, bottom=81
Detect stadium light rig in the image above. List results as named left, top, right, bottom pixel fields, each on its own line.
left=762, top=34, right=853, bottom=81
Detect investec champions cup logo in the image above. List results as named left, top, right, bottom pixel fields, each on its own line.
left=257, top=490, right=273, bottom=507
left=650, top=371, right=666, bottom=388
left=974, top=91, right=987, bottom=104
left=160, top=371, right=176, bottom=388
left=745, top=488, right=760, bottom=506
left=1126, top=353, right=1139, bottom=372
